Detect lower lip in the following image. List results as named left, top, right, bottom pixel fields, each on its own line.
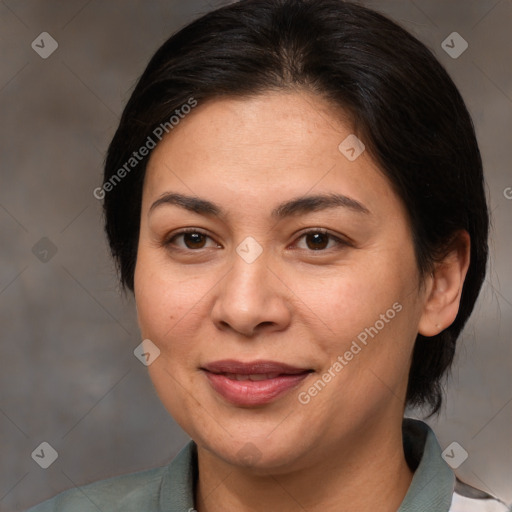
left=203, top=371, right=311, bottom=406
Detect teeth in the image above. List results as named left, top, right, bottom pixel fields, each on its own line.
left=224, top=373, right=281, bottom=381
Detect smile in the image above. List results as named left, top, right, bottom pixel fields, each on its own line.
left=201, top=360, right=313, bottom=406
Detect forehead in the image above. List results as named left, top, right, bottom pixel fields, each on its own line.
left=142, top=91, right=399, bottom=220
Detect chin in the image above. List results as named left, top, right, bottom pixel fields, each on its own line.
left=196, top=430, right=309, bottom=473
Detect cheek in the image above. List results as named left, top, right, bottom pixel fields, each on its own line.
left=310, top=260, right=411, bottom=343
left=134, top=254, right=207, bottom=432
left=134, top=249, right=211, bottom=342
left=303, top=251, right=420, bottom=401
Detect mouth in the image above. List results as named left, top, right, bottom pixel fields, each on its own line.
left=219, top=372, right=290, bottom=381
left=201, top=359, right=313, bottom=406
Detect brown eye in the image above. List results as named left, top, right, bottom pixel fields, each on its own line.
left=295, top=230, right=348, bottom=252
left=304, top=232, right=330, bottom=250
left=165, top=229, right=218, bottom=250
left=181, top=232, right=207, bottom=249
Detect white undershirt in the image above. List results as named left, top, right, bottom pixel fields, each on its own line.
left=449, top=492, right=511, bottom=512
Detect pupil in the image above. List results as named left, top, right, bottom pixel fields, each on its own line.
left=307, top=233, right=328, bottom=250
left=185, top=233, right=205, bottom=249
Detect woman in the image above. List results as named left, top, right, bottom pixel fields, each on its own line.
left=27, top=0, right=509, bottom=510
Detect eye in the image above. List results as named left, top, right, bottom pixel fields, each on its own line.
left=164, top=229, right=220, bottom=250
left=293, top=229, right=349, bottom=251
left=163, top=228, right=349, bottom=252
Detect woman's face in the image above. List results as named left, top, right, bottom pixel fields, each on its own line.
left=134, top=91, right=428, bottom=471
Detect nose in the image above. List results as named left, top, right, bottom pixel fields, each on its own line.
left=210, top=248, right=292, bottom=338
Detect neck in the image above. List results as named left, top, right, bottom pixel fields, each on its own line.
left=195, top=418, right=414, bottom=512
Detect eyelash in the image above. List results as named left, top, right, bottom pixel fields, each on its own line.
left=163, top=228, right=350, bottom=253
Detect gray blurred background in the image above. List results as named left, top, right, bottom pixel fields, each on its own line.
left=0, top=1, right=511, bottom=510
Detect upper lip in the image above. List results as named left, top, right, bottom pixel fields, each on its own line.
left=201, top=359, right=312, bottom=375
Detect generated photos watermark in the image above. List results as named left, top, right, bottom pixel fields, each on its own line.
left=93, top=97, right=198, bottom=200
left=298, top=301, right=403, bottom=405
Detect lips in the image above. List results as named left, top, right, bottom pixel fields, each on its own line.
left=223, top=373, right=281, bottom=381
left=201, top=359, right=313, bottom=406
left=202, top=359, right=310, bottom=375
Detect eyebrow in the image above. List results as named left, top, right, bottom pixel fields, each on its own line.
left=149, top=192, right=370, bottom=218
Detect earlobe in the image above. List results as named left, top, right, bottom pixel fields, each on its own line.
left=418, top=231, right=471, bottom=337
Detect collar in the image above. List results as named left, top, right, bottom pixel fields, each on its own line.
left=159, top=418, right=455, bottom=511
left=398, top=418, right=455, bottom=511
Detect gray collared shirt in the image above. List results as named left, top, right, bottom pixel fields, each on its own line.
left=26, top=418, right=509, bottom=511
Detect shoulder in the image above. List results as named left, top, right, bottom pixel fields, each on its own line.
left=26, top=440, right=198, bottom=512
left=25, top=465, right=169, bottom=512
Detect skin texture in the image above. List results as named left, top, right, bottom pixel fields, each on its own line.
left=134, top=90, right=470, bottom=512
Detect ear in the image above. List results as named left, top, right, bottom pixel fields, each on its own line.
left=418, top=231, right=471, bottom=337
